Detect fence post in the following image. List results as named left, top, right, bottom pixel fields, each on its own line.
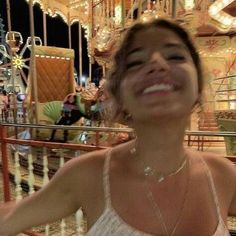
left=95, top=131, right=100, bottom=147
left=0, top=125, right=11, bottom=202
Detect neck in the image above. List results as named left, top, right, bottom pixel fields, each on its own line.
left=132, top=118, right=187, bottom=173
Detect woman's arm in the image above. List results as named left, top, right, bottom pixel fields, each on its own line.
left=204, top=152, right=236, bottom=217
left=0, top=157, right=84, bottom=235
left=229, top=190, right=236, bottom=216
left=229, top=164, right=236, bottom=216
left=223, top=157, right=236, bottom=217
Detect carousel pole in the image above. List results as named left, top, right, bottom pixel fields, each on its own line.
left=78, top=23, right=83, bottom=85
left=89, top=61, right=92, bottom=82
left=138, top=0, right=142, bottom=20
left=29, top=0, right=39, bottom=125
left=68, top=11, right=72, bottom=49
left=106, top=0, right=109, bottom=26
left=102, top=65, right=106, bottom=77
left=43, top=11, right=47, bottom=46
left=121, top=0, right=126, bottom=29
left=172, top=0, right=177, bottom=19
left=131, top=0, right=134, bottom=22
left=111, top=0, right=114, bottom=28
left=6, top=0, right=12, bottom=31
left=88, top=0, right=93, bottom=82
left=5, top=0, right=17, bottom=127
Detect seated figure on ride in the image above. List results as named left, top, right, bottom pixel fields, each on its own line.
left=49, top=82, right=102, bottom=142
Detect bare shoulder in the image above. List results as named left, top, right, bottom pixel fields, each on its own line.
left=192, top=151, right=236, bottom=215
left=58, top=140, right=131, bottom=180
left=201, top=151, right=236, bottom=180
left=188, top=149, right=236, bottom=194
left=63, top=148, right=109, bottom=171
left=56, top=142, right=133, bottom=206
left=197, top=151, right=236, bottom=208
left=51, top=149, right=109, bottom=201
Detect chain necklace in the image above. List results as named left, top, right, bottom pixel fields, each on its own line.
left=130, top=140, right=190, bottom=235
left=144, top=157, right=190, bottom=236
left=130, top=145, right=187, bottom=183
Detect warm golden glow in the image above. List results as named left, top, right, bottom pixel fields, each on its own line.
left=209, top=0, right=236, bottom=29
left=184, top=0, right=195, bottom=11
left=12, top=55, right=24, bottom=69
left=140, top=10, right=158, bottom=23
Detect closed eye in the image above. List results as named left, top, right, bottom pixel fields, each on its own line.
left=167, top=55, right=186, bottom=61
left=126, top=61, right=144, bottom=69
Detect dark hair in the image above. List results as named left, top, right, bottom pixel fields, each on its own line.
left=107, top=18, right=203, bottom=123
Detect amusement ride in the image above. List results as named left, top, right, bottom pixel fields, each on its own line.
left=0, top=0, right=236, bottom=235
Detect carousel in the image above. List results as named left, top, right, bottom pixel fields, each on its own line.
left=0, top=0, right=235, bottom=173
left=0, top=0, right=236, bottom=235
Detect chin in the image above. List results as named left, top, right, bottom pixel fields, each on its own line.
left=135, top=107, right=191, bottom=124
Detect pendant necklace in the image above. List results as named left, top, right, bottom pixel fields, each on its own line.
left=130, top=144, right=187, bottom=183
left=130, top=140, right=190, bottom=236
left=144, top=157, right=190, bottom=236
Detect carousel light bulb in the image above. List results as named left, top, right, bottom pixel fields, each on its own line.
left=209, top=6, right=218, bottom=15
left=184, top=0, right=194, bottom=11
left=209, top=0, right=236, bottom=30
left=12, top=55, right=24, bottom=70
left=222, top=0, right=232, bottom=5
left=140, top=10, right=158, bottom=23
left=222, top=16, right=233, bottom=26
left=114, top=5, right=122, bottom=24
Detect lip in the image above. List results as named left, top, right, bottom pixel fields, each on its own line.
left=142, top=83, right=174, bottom=95
left=134, top=77, right=180, bottom=96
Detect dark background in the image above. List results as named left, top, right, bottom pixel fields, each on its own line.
left=0, top=0, right=101, bottom=80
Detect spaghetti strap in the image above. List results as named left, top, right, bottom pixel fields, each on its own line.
left=200, top=156, right=221, bottom=218
left=103, top=148, right=112, bottom=208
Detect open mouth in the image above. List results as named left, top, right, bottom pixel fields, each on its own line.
left=142, top=83, right=175, bottom=95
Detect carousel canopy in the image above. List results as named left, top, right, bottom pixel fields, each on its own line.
left=27, top=0, right=236, bottom=33
left=24, top=0, right=236, bottom=67
left=26, top=0, right=90, bottom=25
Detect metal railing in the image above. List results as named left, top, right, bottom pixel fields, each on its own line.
left=0, top=123, right=134, bottom=235
left=0, top=123, right=236, bottom=235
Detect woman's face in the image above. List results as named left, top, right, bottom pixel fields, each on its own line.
left=120, top=27, right=199, bottom=123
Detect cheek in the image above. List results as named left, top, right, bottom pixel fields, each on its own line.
left=120, top=80, right=130, bottom=104
left=179, top=65, right=198, bottom=93
left=190, top=71, right=199, bottom=97
left=119, top=78, right=136, bottom=109
left=185, top=70, right=199, bottom=107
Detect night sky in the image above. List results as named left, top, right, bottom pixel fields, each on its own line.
left=0, top=0, right=93, bottom=77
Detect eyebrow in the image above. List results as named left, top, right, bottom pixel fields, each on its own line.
left=127, top=47, right=143, bottom=57
left=163, top=43, right=188, bottom=51
left=127, top=43, right=188, bottom=57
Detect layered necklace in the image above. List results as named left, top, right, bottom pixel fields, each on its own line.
left=130, top=144, right=187, bottom=183
left=130, top=141, right=190, bottom=236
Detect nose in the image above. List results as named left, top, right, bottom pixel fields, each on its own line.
left=147, top=52, right=169, bottom=74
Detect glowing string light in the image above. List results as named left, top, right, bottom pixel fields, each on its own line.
left=209, top=0, right=236, bottom=28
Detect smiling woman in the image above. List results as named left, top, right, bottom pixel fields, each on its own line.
left=107, top=19, right=203, bottom=125
left=0, top=18, right=236, bottom=236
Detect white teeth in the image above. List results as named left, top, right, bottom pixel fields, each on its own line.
left=143, top=83, right=173, bottom=94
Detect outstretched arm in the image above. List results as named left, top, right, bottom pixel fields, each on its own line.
left=0, top=157, right=83, bottom=235
left=230, top=191, right=236, bottom=217
left=229, top=167, right=236, bottom=216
